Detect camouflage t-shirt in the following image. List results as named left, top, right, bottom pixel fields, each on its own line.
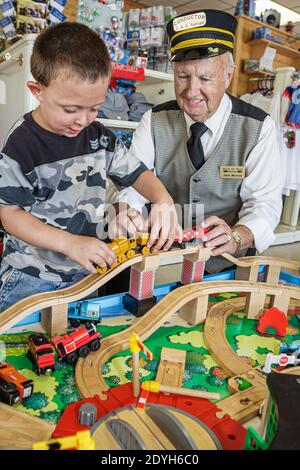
left=0, top=113, right=147, bottom=281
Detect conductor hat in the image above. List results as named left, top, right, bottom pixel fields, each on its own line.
left=167, top=9, right=238, bottom=62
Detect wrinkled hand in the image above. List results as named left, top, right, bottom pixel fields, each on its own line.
left=147, top=201, right=183, bottom=252
left=107, top=204, right=146, bottom=239
left=202, top=216, right=236, bottom=256
left=63, top=234, right=116, bottom=274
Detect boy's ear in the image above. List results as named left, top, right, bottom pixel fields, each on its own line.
left=27, top=81, right=43, bottom=100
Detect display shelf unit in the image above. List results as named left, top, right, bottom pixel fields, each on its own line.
left=97, top=118, right=139, bottom=130
left=274, top=224, right=300, bottom=245
left=246, top=70, right=276, bottom=77
left=98, top=69, right=174, bottom=130
left=230, top=15, right=300, bottom=97
left=0, top=35, right=174, bottom=143
left=247, top=38, right=300, bottom=59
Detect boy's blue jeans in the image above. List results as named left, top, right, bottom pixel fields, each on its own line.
left=0, top=260, right=85, bottom=313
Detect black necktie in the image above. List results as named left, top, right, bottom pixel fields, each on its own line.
left=187, top=122, right=208, bottom=170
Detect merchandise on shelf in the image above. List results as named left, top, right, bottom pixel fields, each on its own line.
left=0, top=0, right=17, bottom=39
left=244, top=58, right=260, bottom=72
left=77, top=0, right=124, bottom=62
left=125, top=5, right=176, bottom=72
left=234, top=0, right=255, bottom=17
left=252, top=26, right=285, bottom=43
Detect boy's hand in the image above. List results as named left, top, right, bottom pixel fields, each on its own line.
left=107, top=203, right=146, bottom=239
left=147, top=201, right=182, bottom=252
left=63, top=234, right=116, bottom=274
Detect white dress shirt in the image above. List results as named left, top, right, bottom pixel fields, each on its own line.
left=116, top=94, right=283, bottom=253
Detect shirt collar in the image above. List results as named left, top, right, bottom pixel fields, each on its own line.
left=185, top=94, right=231, bottom=137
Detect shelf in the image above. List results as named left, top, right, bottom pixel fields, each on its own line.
left=273, top=222, right=300, bottom=246
left=246, top=71, right=276, bottom=77
left=142, top=69, right=174, bottom=85
left=96, top=118, right=139, bottom=130
left=247, top=38, right=300, bottom=58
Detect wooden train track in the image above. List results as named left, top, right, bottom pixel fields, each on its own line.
left=0, top=402, right=54, bottom=449
left=75, top=280, right=300, bottom=399
left=223, top=253, right=300, bottom=272
left=0, top=245, right=205, bottom=334
left=0, top=251, right=299, bottom=335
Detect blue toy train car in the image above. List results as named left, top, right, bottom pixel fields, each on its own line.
left=68, top=301, right=101, bottom=328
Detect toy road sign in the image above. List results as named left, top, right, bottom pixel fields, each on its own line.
left=278, top=354, right=289, bottom=366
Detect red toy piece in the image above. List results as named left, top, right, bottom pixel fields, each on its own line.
left=51, top=322, right=101, bottom=365
left=28, top=333, right=56, bottom=375
left=174, top=225, right=210, bottom=248
left=257, top=307, right=289, bottom=337
left=53, top=383, right=246, bottom=450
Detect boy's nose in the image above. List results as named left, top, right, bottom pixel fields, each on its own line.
left=75, top=113, right=90, bottom=127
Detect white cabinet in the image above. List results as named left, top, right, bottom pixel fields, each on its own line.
left=97, top=68, right=174, bottom=129
left=0, top=34, right=174, bottom=146
left=0, top=35, right=37, bottom=147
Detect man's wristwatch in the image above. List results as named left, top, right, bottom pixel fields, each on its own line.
left=232, top=230, right=242, bottom=253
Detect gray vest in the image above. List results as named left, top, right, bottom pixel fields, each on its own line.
left=151, top=95, right=268, bottom=273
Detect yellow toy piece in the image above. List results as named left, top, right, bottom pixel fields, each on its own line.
left=96, top=233, right=151, bottom=275
left=32, top=430, right=95, bottom=450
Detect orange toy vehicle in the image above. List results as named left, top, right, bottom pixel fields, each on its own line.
left=0, top=362, right=33, bottom=405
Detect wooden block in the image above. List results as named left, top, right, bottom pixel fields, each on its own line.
left=245, top=292, right=266, bottom=320
left=133, top=255, right=160, bottom=272
left=41, top=303, right=68, bottom=336
left=156, top=349, right=186, bottom=388
left=259, top=393, right=271, bottom=439
left=180, top=294, right=208, bottom=325
left=160, top=347, right=186, bottom=364
left=156, top=360, right=185, bottom=388
left=269, top=294, right=290, bottom=316
left=264, top=265, right=281, bottom=284
left=183, top=247, right=211, bottom=263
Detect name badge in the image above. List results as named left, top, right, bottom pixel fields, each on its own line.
left=220, top=166, right=246, bottom=179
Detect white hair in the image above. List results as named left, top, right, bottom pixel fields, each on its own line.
left=224, top=51, right=235, bottom=80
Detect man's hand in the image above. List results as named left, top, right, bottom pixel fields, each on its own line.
left=147, top=201, right=183, bottom=252
left=107, top=203, right=146, bottom=239
left=63, top=234, right=116, bottom=274
left=201, top=216, right=253, bottom=256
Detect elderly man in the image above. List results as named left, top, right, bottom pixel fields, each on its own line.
left=113, top=9, right=283, bottom=275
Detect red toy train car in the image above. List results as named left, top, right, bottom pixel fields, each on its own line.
left=174, top=226, right=210, bottom=248
left=51, top=322, right=101, bottom=366
left=0, top=362, right=33, bottom=405
left=28, top=333, right=56, bottom=376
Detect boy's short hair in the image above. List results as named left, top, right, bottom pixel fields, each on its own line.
left=31, top=22, right=111, bottom=86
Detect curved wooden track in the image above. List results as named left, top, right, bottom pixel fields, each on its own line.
left=75, top=280, right=300, bottom=399
left=0, top=246, right=203, bottom=334
left=0, top=251, right=299, bottom=334
left=0, top=402, right=54, bottom=449
left=223, top=253, right=300, bottom=272
left=204, top=297, right=250, bottom=376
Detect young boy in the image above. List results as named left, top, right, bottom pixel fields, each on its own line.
left=0, top=22, right=180, bottom=312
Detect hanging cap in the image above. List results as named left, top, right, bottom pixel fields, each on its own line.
left=167, top=9, right=238, bottom=62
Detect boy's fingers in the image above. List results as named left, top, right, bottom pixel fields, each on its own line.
left=85, top=261, right=98, bottom=274
left=129, top=212, right=145, bottom=231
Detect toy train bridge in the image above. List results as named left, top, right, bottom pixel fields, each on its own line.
left=0, top=246, right=299, bottom=337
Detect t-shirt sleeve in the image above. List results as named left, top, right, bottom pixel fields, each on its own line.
left=0, top=152, right=35, bottom=208
left=106, top=136, right=148, bottom=189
